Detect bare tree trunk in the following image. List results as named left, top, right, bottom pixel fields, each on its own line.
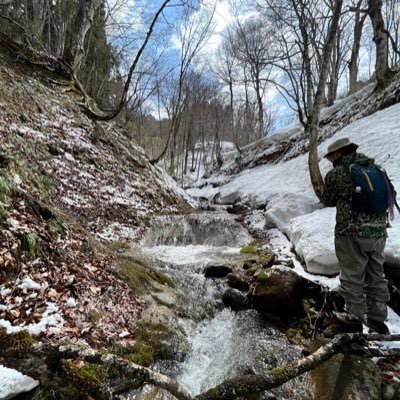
left=255, top=70, right=264, bottom=138
left=349, top=2, right=368, bottom=94
left=63, top=0, right=101, bottom=73
left=327, top=33, right=340, bottom=107
left=244, top=77, right=251, bottom=143
left=228, top=79, right=235, bottom=142
left=368, top=0, right=390, bottom=88
left=308, top=0, right=343, bottom=201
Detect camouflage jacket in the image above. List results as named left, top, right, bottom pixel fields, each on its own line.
left=321, top=152, right=387, bottom=238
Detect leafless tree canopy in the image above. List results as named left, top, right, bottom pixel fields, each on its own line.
left=1, top=0, right=398, bottom=180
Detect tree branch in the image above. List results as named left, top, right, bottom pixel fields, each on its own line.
left=2, top=333, right=400, bottom=400
left=82, top=0, right=172, bottom=121
left=195, top=332, right=400, bottom=399
left=0, top=342, right=194, bottom=400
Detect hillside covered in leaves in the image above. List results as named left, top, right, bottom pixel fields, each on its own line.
left=0, top=46, right=190, bottom=349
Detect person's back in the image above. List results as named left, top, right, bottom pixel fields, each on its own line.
left=322, top=138, right=390, bottom=334
left=322, top=151, right=387, bottom=239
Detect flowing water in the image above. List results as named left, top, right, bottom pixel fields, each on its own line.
left=129, top=212, right=311, bottom=399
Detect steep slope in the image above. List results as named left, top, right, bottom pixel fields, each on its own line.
left=0, top=46, right=190, bottom=363
left=0, top=48, right=190, bottom=243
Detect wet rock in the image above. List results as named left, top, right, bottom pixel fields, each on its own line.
left=282, top=258, right=295, bottom=268
left=226, top=273, right=250, bottom=291
left=252, top=268, right=303, bottom=316
left=141, top=300, right=175, bottom=326
left=141, top=282, right=179, bottom=325
left=245, top=266, right=259, bottom=277
left=222, top=288, right=250, bottom=311
left=310, top=349, right=382, bottom=399
left=204, top=264, right=233, bottom=278
left=263, top=353, right=278, bottom=368
left=227, top=203, right=250, bottom=214
left=257, top=251, right=277, bottom=268
left=243, top=259, right=257, bottom=269
left=214, top=191, right=241, bottom=205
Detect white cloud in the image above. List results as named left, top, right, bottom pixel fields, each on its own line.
left=205, top=0, right=234, bottom=51
left=170, top=0, right=234, bottom=53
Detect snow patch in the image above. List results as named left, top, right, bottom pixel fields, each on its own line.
left=0, top=366, right=39, bottom=400
left=0, top=302, right=64, bottom=335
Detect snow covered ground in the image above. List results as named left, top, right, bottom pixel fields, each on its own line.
left=187, top=102, right=400, bottom=334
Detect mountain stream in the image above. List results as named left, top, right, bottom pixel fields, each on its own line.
left=128, top=212, right=312, bottom=399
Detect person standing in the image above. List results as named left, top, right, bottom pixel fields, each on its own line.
left=322, top=137, right=390, bottom=334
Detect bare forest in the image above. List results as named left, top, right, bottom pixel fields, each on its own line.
left=2, top=1, right=400, bottom=398
left=1, top=0, right=399, bottom=189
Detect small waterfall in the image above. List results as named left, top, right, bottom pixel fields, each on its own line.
left=130, top=212, right=311, bottom=399
left=178, top=309, right=308, bottom=397
left=141, top=212, right=252, bottom=247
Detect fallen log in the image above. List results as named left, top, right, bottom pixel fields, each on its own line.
left=1, top=332, right=400, bottom=399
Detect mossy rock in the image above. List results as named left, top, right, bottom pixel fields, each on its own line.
left=243, top=259, right=256, bottom=270
left=240, top=245, right=257, bottom=254
left=226, top=272, right=250, bottom=291
left=256, top=251, right=277, bottom=268
left=62, top=360, right=101, bottom=387
left=117, top=257, right=175, bottom=295
left=129, top=321, right=176, bottom=367
left=245, top=266, right=260, bottom=277
left=55, top=360, right=114, bottom=400
left=108, top=322, right=171, bottom=368
left=0, top=328, right=36, bottom=349
left=107, top=241, right=130, bottom=253
left=310, top=351, right=382, bottom=399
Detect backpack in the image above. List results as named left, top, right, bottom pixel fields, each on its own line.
left=345, top=163, right=400, bottom=218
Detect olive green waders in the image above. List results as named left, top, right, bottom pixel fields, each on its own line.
left=335, top=235, right=389, bottom=322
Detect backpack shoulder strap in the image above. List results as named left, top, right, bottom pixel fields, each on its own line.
left=380, top=167, right=400, bottom=218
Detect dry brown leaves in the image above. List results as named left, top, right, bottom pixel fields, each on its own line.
left=0, top=191, right=144, bottom=348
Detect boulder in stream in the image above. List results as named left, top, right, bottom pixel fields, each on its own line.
left=204, top=264, right=233, bottom=278
left=222, top=288, right=251, bottom=311
left=214, top=190, right=241, bottom=205
left=227, top=203, right=250, bottom=214
left=252, top=267, right=303, bottom=316
left=226, top=272, right=250, bottom=291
